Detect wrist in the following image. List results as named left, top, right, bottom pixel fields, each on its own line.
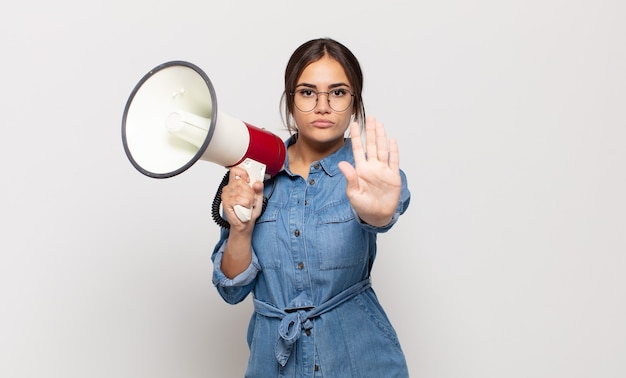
left=358, top=214, right=393, bottom=228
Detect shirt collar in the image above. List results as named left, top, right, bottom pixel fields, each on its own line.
left=283, top=135, right=354, bottom=177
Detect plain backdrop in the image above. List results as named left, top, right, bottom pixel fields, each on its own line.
left=1, top=1, right=625, bottom=377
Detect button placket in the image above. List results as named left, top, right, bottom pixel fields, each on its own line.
left=288, top=178, right=307, bottom=291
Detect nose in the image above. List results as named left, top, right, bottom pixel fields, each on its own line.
left=314, top=92, right=331, bottom=113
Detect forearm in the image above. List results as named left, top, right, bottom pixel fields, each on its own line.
left=221, top=231, right=253, bottom=279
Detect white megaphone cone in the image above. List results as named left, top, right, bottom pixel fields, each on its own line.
left=121, top=61, right=286, bottom=224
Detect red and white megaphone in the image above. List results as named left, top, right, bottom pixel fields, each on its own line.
left=121, top=61, right=286, bottom=224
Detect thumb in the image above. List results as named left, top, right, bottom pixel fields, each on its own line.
left=338, top=161, right=359, bottom=193
left=252, top=180, right=264, bottom=194
left=251, top=181, right=265, bottom=218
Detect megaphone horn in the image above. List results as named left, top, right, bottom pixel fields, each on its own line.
left=121, top=61, right=286, bottom=225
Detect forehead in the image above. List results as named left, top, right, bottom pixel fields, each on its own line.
left=297, top=56, right=351, bottom=87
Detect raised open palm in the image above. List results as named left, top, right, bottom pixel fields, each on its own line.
left=338, top=116, right=402, bottom=227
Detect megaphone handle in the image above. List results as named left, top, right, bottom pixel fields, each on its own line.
left=234, top=205, right=253, bottom=222
left=233, top=158, right=267, bottom=223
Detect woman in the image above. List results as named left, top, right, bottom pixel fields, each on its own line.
left=212, top=38, right=411, bottom=377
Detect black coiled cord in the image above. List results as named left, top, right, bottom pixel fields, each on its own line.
left=211, top=171, right=232, bottom=229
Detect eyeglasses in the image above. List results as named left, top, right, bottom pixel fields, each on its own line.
left=290, top=87, right=355, bottom=112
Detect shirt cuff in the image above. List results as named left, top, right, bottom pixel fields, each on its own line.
left=212, top=242, right=261, bottom=287
left=356, top=210, right=399, bottom=233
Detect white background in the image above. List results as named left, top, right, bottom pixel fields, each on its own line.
left=1, top=1, right=625, bottom=377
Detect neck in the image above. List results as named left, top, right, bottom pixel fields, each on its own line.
left=290, top=137, right=344, bottom=163
left=288, top=136, right=345, bottom=178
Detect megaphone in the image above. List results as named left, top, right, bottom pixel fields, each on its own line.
left=121, top=61, right=286, bottom=224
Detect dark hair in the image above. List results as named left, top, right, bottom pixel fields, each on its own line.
left=280, top=38, right=366, bottom=134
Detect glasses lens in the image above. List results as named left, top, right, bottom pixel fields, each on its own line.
left=328, top=88, right=353, bottom=112
left=293, top=89, right=317, bottom=112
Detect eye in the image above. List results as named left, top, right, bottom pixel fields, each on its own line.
left=297, top=89, right=315, bottom=98
left=330, top=88, right=349, bottom=98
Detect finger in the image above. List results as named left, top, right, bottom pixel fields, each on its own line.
left=224, top=173, right=254, bottom=206
left=349, top=121, right=366, bottom=166
left=252, top=180, right=265, bottom=195
left=234, top=193, right=256, bottom=212
left=338, top=161, right=359, bottom=193
left=388, top=138, right=400, bottom=171
left=364, top=115, right=377, bottom=161
left=239, top=180, right=263, bottom=219
left=248, top=181, right=264, bottom=210
left=223, top=183, right=253, bottom=205
left=375, top=120, right=390, bottom=163
left=229, top=167, right=250, bottom=184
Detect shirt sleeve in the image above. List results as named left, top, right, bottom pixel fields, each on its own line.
left=211, top=230, right=261, bottom=304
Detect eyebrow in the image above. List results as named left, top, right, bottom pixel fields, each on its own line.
left=295, top=82, right=351, bottom=90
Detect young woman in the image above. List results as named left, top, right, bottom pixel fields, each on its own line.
left=212, top=38, right=411, bottom=377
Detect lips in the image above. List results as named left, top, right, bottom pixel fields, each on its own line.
left=311, top=119, right=334, bottom=128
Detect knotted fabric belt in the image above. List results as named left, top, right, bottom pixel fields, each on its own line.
left=253, top=278, right=372, bottom=366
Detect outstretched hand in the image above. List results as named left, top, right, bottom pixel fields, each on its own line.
left=338, top=116, right=402, bottom=227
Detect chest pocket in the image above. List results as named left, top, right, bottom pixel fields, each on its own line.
left=252, top=207, right=281, bottom=270
left=314, top=199, right=367, bottom=270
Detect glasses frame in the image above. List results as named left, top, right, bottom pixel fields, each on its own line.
left=289, top=88, right=355, bottom=113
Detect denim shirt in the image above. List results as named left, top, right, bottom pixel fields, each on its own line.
left=212, top=136, right=411, bottom=377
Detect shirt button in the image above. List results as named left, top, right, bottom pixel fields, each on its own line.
left=309, top=179, right=315, bottom=185
left=313, top=163, right=320, bottom=169
left=294, top=229, right=300, bottom=237
left=297, top=262, right=304, bottom=270
left=314, top=364, right=319, bottom=370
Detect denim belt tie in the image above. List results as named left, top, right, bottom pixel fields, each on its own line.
left=253, top=278, right=372, bottom=367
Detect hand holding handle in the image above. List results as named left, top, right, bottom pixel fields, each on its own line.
left=233, top=158, right=267, bottom=222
